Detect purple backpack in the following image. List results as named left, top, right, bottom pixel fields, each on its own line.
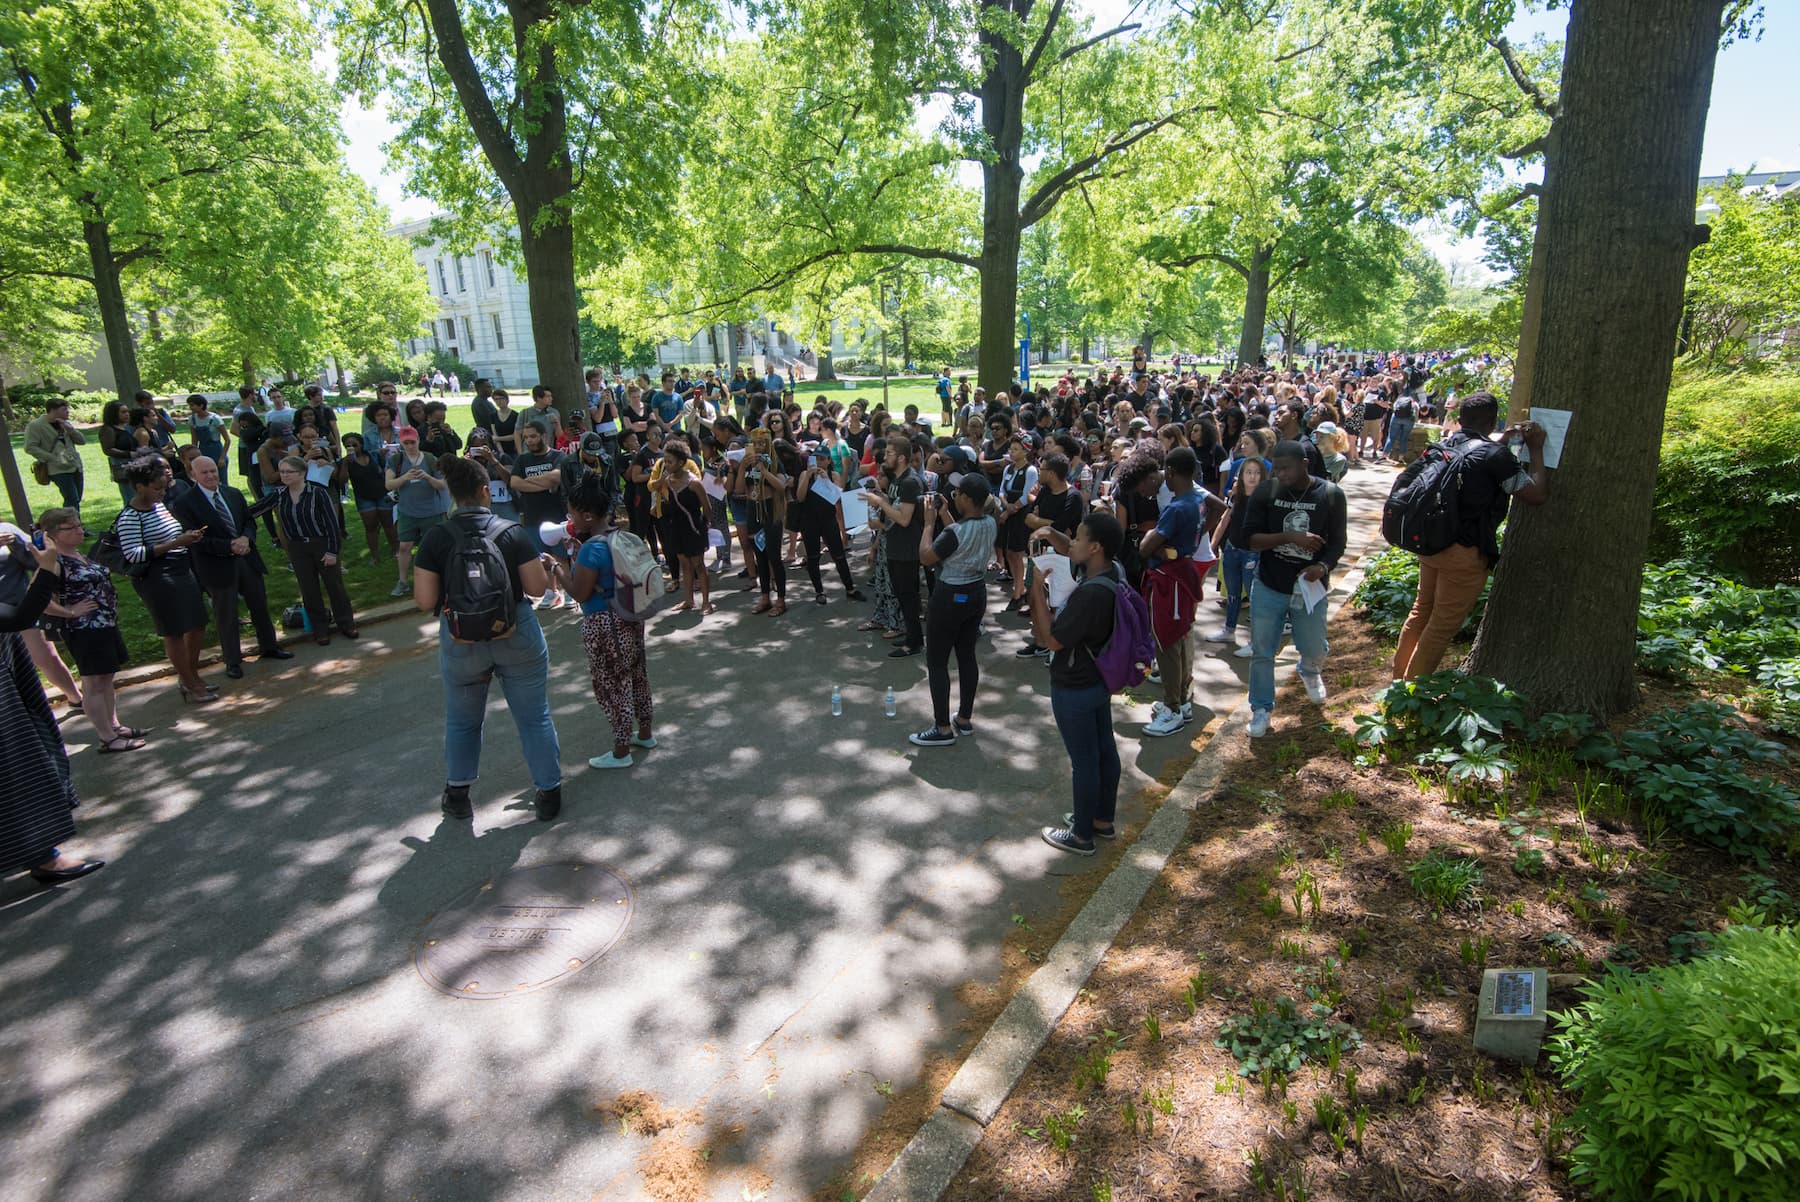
left=1081, top=569, right=1157, bottom=694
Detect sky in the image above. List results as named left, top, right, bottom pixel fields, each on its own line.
left=340, top=3, right=1800, bottom=277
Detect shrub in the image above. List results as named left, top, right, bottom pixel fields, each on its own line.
left=1549, top=925, right=1800, bottom=1202
left=1352, top=546, right=1493, bottom=638
left=1581, top=700, right=1800, bottom=864
left=1637, top=562, right=1800, bottom=733
left=1651, top=367, right=1800, bottom=585
left=1355, top=672, right=1525, bottom=756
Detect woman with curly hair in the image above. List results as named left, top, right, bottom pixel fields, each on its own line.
left=1108, top=444, right=1166, bottom=590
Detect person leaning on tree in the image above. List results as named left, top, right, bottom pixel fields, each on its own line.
left=1392, top=391, right=1548, bottom=681
left=23, top=397, right=87, bottom=509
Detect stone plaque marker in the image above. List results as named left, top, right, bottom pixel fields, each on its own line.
left=1474, top=967, right=1548, bottom=1063
left=415, top=863, right=635, bottom=1000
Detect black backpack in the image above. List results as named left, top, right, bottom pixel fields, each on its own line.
left=440, top=512, right=518, bottom=642
left=1381, top=438, right=1477, bottom=556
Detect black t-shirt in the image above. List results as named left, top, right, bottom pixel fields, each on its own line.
left=511, top=450, right=566, bottom=525
left=884, top=469, right=926, bottom=561
left=625, top=445, right=654, bottom=511
left=1243, top=476, right=1348, bottom=594
left=1195, top=443, right=1228, bottom=493
left=343, top=454, right=389, bottom=505
left=414, top=508, right=539, bottom=612
left=1034, top=484, right=1086, bottom=536
left=1050, top=568, right=1119, bottom=689
left=471, top=394, right=499, bottom=433
left=1442, top=431, right=1529, bottom=563
left=489, top=410, right=519, bottom=449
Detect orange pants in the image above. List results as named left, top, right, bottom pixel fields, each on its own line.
left=1393, top=543, right=1490, bottom=679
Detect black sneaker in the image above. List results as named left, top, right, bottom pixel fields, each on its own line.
left=953, top=717, right=974, bottom=736
left=1015, top=642, right=1044, bottom=658
left=534, top=786, right=562, bottom=821
left=909, top=727, right=957, bottom=748
left=814, top=591, right=828, bottom=606
left=1040, top=826, right=1096, bottom=856
left=1062, top=813, right=1118, bottom=840
left=441, top=784, right=473, bottom=820
left=888, top=644, right=922, bottom=659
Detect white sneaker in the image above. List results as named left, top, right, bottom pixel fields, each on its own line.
left=1204, top=628, right=1235, bottom=644
left=1180, top=701, right=1194, bottom=724
left=1144, top=707, right=1189, bottom=738
left=1247, top=710, right=1271, bottom=738
left=1301, top=671, right=1328, bottom=704
left=1234, top=644, right=1255, bottom=659
left=534, top=593, right=555, bottom=610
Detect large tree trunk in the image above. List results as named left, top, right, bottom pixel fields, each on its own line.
left=1508, top=208, right=1552, bottom=419
left=816, top=345, right=838, bottom=381
left=83, top=219, right=141, bottom=402
left=1080, top=333, right=1090, bottom=364
left=515, top=197, right=583, bottom=420
left=1235, top=245, right=1274, bottom=367
left=1140, top=326, right=1156, bottom=359
left=1468, top=0, right=1722, bottom=716
left=241, top=355, right=257, bottom=391
left=976, top=18, right=1026, bottom=397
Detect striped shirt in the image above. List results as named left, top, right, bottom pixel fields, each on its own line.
left=115, top=504, right=188, bottom=565
left=272, top=482, right=343, bottom=555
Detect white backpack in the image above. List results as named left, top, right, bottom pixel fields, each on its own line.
left=604, top=530, right=659, bottom=622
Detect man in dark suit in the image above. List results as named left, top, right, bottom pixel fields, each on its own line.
left=172, top=454, right=295, bottom=679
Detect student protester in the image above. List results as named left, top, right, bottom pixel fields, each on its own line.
left=300, top=385, right=342, bottom=456
left=470, top=376, right=500, bottom=442
left=526, top=384, right=563, bottom=441
left=266, top=456, right=358, bottom=645
left=1273, top=402, right=1328, bottom=478
left=170, top=453, right=295, bottom=678
left=114, top=455, right=214, bottom=702
left=621, top=428, right=662, bottom=566
left=100, top=400, right=140, bottom=504
left=419, top=401, right=464, bottom=457
left=547, top=474, right=657, bottom=771
left=412, top=456, right=563, bottom=822
left=795, top=443, right=864, bottom=606
left=1016, top=452, right=1087, bottom=659
left=1392, top=393, right=1548, bottom=679
left=185, top=394, right=231, bottom=477
left=654, top=439, right=713, bottom=615
left=386, top=426, right=450, bottom=599
left=1028, top=512, right=1128, bottom=855
left=860, top=436, right=926, bottom=656
left=487, top=387, right=521, bottom=456
left=465, top=430, right=518, bottom=521
left=1203, top=456, right=1267, bottom=657
left=740, top=427, right=792, bottom=615
left=510, top=419, right=572, bottom=609
left=1383, top=389, right=1418, bottom=461
left=1138, top=447, right=1225, bottom=737
left=338, top=433, right=399, bottom=560
left=24, top=397, right=87, bottom=509
left=1242, top=441, right=1347, bottom=738
left=36, top=509, right=144, bottom=751
left=909, top=476, right=998, bottom=747
left=996, top=435, right=1039, bottom=612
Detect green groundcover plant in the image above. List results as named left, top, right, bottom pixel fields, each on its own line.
left=1549, top=924, right=1800, bottom=1202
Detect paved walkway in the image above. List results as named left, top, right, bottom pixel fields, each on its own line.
left=0, top=470, right=1389, bottom=1202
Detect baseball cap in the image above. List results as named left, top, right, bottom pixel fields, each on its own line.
left=579, top=431, right=606, bottom=456
left=952, top=474, right=991, bottom=507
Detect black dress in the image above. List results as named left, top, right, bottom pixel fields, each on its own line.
left=0, top=572, right=79, bottom=872
left=666, top=475, right=709, bottom=558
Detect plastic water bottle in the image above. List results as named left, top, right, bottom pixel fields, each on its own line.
left=831, top=684, right=842, bottom=717
left=884, top=686, right=897, bottom=718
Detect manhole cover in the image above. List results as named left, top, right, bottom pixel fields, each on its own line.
left=415, top=862, right=634, bottom=999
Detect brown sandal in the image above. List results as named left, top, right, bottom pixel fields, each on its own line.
left=770, top=600, right=787, bottom=616
left=750, top=598, right=773, bottom=615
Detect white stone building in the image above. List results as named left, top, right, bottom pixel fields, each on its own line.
left=390, top=218, right=539, bottom=388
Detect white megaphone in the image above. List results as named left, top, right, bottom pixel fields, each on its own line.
left=537, top=521, right=569, bottom=550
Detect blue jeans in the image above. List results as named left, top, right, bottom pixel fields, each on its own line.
left=51, top=472, right=83, bottom=508
left=1220, top=545, right=1258, bottom=631
left=439, top=602, right=562, bottom=791
left=1384, top=416, right=1415, bottom=457
left=1248, top=578, right=1330, bottom=715
left=1051, top=683, right=1120, bottom=840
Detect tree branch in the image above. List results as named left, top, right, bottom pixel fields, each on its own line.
left=656, top=242, right=977, bottom=323
left=1019, top=105, right=1206, bottom=228
left=1485, top=181, right=1543, bottom=213
left=1487, top=36, right=1558, bottom=119
left=1019, top=0, right=1068, bottom=87
left=1156, top=251, right=1249, bottom=278
left=1054, top=21, right=1142, bottom=67
left=1501, top=133, right=1548, bottom=160
left=421, top=0, right=524, bottom=186
left=1273, top=36, right=1325, bottom=64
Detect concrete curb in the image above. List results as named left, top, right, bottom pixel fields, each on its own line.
left=104, top=596, right=425, bottom=691
left=863, top=530, right=1388, bottom=1202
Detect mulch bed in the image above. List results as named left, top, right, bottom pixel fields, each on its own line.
left=936, top=615, right=1800, bottom=1202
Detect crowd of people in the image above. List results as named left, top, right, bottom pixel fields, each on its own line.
left=9, top=347, right=1548, bottom=887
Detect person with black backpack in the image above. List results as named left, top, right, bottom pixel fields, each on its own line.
left=412, top=456, right=564, bottom=823
left=1390, top=392, right=1548, bottom=680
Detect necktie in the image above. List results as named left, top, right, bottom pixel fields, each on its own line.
left=211, top=490, right=235, bottom=536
